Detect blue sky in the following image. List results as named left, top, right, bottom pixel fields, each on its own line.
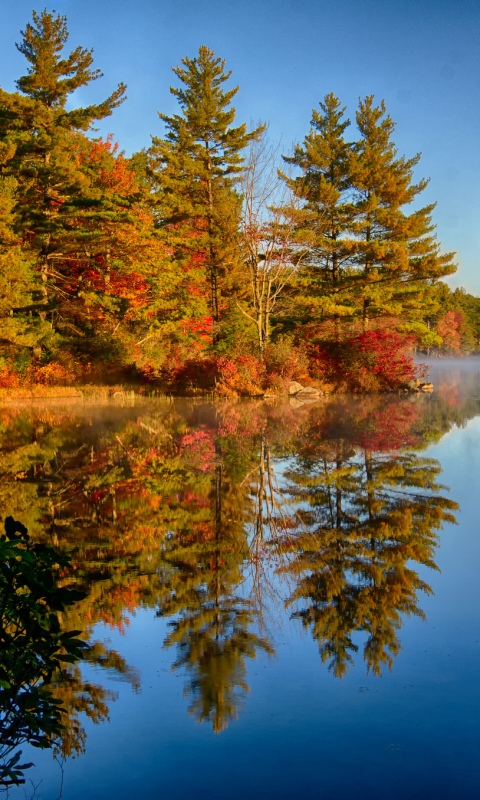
left=1, top=0, right=479, bottom=292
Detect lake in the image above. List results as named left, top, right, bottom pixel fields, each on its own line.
left=2, top=361, right=480, bottom=799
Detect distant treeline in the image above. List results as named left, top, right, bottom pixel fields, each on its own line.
left=425, top=285, right=480, bottom=354
left=0, top=9, right=474, bottom=394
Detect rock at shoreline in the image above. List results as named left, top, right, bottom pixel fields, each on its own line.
left=288, top=381, right=304, bottom=395
left=288, top=382, right=324, bottom=404
left=296, top=387, right=321, bottom=398
left=399, top=380, right=434, bottom=393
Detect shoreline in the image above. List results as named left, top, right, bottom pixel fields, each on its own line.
left=0, top=381, right=434, bottom=403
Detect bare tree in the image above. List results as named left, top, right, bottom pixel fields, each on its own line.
left=236, top=131, right=315, bottom=356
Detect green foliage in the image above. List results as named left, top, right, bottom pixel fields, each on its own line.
left=146, top=46, right=264, bottom=344
left=282, top=93, right=457, bottom=340
left=0, top=516, right=86, bottom=787
left=0, top=7, right=471, bottom=387
left=427, top=283, right=480, bottom=352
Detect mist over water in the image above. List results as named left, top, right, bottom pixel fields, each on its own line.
left=2, top=362, right=480, bottom=800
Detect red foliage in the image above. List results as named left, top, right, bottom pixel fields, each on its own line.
left=162, top=352, right=265, bottom=394
left=180, top=427, right=216, bottom=471
left=0, top=365, right=21, bottom=389
left=77, top=134, right=137, bottom=197
left=307, top=328, right=419, bottom=391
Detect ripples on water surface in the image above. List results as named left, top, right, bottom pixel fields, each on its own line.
left=2, top=362, right=480, bottom=799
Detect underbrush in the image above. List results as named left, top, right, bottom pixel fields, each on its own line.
left=307, top=329, right=424, bottom=391
left=160, top=339, right=311, bottom=396
left=0, top=329, right=424, bottom=398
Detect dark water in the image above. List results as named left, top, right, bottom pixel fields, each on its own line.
left=2, top=362, right=480, bottom=799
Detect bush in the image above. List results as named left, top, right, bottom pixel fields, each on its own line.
left=0, top=517, right=85, bottom=787
left=0, top=364, right=21, bottom=389
left=0, top=359, right=77, bottom=389
left=28, top=361, right=76, bottom=386
left=263, top=338, right=310, bottom=390
left=308, top=328, right=420, bottom=391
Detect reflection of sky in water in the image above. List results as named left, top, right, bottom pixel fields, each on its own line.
left=3, top=367, right=480, bottom=800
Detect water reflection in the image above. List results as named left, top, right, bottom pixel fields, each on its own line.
left=1, top=384, right=477, bottom=753
left=157, top=434, right=274, bottom=732
left=281, top=438, right=457, bottom=677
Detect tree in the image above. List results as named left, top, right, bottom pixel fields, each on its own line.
left=281, top=93, right=357, bottom=328
left=283, top=94, right=457, bottom=343
left=427, top=283, right=480, bottom=353
left=0, top=174, right=54, bottom=369
left=237, top=132, right=312, bottom=355
left=147, top=46, right=264, bottom=346
left=349, top=96, right=456, bottom=330
left=436, top=310, right=464, bottom=351
left=0, top=9, right=126, bottom=340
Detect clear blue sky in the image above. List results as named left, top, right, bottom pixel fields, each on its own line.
left=1, top=0, right=479, bottom=293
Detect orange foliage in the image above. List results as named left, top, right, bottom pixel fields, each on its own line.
left=436, top=310, right=464, bottom=351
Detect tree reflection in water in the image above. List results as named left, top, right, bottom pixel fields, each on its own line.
left=0, top=387, right=474, bottom=750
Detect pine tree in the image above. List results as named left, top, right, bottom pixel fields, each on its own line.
left=0, top=171, right=54, bottom=367
left=283, top=94, right=456, bottom=343
left=0, top=9, right=127, bottom=328
left=349, top=96, right=456, bottom=330
left=147, top=46, right=264, bottom=345
left=281, top=93, right=357, bottom=324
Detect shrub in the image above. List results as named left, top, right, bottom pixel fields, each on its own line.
left=0, top=364, right=21, bottom=389
left=29, top=361, right=77, bottom=386
left=308, top=328, right=420, bottom=391
left=263, top=338, right=310, bottom=390
left=0, top=517, right=85, bottom=787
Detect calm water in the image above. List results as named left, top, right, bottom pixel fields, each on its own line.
left=2, top=362, right=480, bottom=799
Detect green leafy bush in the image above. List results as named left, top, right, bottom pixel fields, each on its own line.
left=0, top=517, right=85, bottom=788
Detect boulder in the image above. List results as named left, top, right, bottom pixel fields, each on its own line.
left=420, top=382, right=433, bottom=392
left=288, top=381, right=304, bottom=396
left=296, top=386, right=321, bottom=397
left=295, top=391, right=320, bottom=402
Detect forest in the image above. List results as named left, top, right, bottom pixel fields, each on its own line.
left=0, top=9, right=479, bottom=396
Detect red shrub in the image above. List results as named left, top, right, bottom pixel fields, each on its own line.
left=0, top=366, right=21, bottom=389
left=308, top=328, right=419, bottom=391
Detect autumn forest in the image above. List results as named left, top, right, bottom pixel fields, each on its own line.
left=1, top=9, right=479, bottom=397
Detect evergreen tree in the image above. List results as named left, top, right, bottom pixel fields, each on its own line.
left=0, top=10, right=127, bottom=333
left=349, top=96, right=456, bottom=329
left=283, top=94, right=456, bottom=342
left=147, top=46, right=264, bottom=345
left=0, top=174, right=54, bottom=366
left=281, top=94, right=357, bottom=324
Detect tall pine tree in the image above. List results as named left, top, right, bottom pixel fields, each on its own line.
left=349, top=96, right=456, bottom=330
left=0, top=9, right=127, bottom=331
left=283, top=94, right=456, bottom=340
left=282, top=94, right=356, bottom=295
left=147, top=46, right=264, bottom=346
